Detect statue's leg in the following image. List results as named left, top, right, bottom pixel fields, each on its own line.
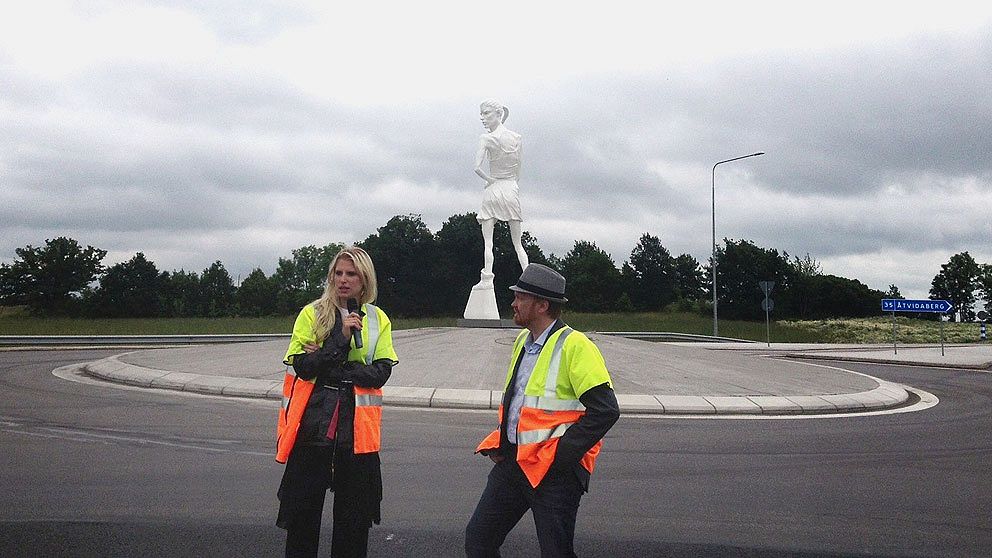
left=481, top=218, right=495, bottom=275
left=509, top=220, right=529, bottom=271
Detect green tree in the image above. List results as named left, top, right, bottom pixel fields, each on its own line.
left=673, top=253, right=705, bottom=301
left=86, top=252, right=163, bottom=317
left=795, top=275, right=886, bottom=319
left=791, top=253, right=822, bottom=276
left=237, top=268, right=278, bottom=316
left=623, top=233, right=676, bottom=311
left=434, top=213, right=485, bottom=316
left=160, top=269, right=201, bottom=317
left=929, top=252, right=980, bottom=322
left=560, top=240, right=621, bottom=312
left=884, top=284, right=903, bottom=299
left=1, top=237, right=106, bottom=315
left=786, top=253, right=822, bottom=319
left=199, top=261, right=237, bottom=317
left=359, top=214, right=438, bottom=317
left=272, top=243, right=344, bottom=313
left=977, top=264, right=992, bottom=314
left=0, top=263, right=17, bottom=305
left=713, top=239, right=793, bottom=320
left=272, top=257, right=303, bottom=314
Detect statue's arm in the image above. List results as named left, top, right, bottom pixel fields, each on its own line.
left=474, top=137, right=495, bottom=186
left=517, top=138, right=522, bottom=177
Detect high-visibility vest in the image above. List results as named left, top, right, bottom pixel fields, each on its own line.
left=276, top=303, right=396, bottom=463
left=476, top=325, right=612, bottom=488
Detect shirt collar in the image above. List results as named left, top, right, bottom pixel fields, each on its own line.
left=525, top=321, right=557, bottom=350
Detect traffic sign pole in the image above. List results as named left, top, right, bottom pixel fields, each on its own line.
left=765, top=303, right=771, bottom=347
left=939, top=316, right=945, bottom=356
left=759, top=281, right=775, bottom=348
left=882, top=299, right=952, bottom=355
left=891, top=311, right=897, bottom=355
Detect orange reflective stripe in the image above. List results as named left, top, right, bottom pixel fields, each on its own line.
left=353, top=386, right=383, bottom=454
left=353, top=405, right=381, bottom=454
left=515, top=437, right=561, bottom=488
left=516, top=407, right=583, bottom=445
left=580, top=440, right=602, bottom=474
left=475, top=404, right=503, bottom=453
left=275, top=374, right=314, bottom=463
left=518, top=407, right=583, bottom=429
left=476, top=429, right=501, bottom=453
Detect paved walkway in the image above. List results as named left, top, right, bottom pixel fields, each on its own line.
left=80, top=328, right=992, bottom=415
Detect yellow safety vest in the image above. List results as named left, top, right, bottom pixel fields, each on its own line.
left=276, top=303, right=397, bottom=463
left=476, top=325, right=612, bottom=487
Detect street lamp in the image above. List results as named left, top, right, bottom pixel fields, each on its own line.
left=711, top=151, right=764, bottom=337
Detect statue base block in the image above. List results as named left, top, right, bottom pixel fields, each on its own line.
left=463, top=271, right=500, bottom=320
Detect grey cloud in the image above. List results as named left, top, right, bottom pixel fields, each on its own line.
left=730, top=34, right=992, bottom=195
left=518, top=29, right=992, bottom=201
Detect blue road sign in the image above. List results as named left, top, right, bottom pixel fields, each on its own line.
left=881, top=299, right=952, bottom=313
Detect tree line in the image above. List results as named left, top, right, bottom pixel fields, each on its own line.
left=928, top=251, right=992, bottom=322
left=2, top=213, right=989, bottom=321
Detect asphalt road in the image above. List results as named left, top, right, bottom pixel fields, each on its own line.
left=1, top=350, right=990, bottom=557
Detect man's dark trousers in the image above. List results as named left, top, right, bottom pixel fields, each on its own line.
left=465, top=458, right=584, bottom=558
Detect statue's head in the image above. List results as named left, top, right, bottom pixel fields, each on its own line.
left=480, top=100, right=508, bottom=131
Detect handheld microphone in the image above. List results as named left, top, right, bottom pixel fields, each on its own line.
left=346, top=298, right=363, bottom=349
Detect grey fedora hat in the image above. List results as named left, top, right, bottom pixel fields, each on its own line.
left=509, top=263, right=568, bottom=303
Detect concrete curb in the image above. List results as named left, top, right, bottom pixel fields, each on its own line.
left=784, top=352, right=992, bottom=371
left=82, top=354, right=911, bottom=416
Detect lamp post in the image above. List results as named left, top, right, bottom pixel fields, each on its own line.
left=711, top=151, right=764, bottom=337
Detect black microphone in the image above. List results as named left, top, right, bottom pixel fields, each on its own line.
left=346, top=298, right=363, bottom=349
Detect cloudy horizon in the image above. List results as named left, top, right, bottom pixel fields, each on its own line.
left=3, top=1, right=991, bottom=300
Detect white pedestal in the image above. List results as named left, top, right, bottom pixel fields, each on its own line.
left=463, top=271, right=500, bottom=320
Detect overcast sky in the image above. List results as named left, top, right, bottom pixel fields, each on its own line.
left=2, top=1, right=990, bottom=300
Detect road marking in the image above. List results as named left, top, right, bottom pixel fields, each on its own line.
left=51, top=363, right=278, bottom=408
left=0, top=418, right=271, bottom=456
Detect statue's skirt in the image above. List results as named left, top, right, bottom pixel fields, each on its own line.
left=478, top=178, right=522, bottom=222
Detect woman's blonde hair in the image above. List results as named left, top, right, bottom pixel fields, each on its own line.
left=312, top=246, right=378, bottom=341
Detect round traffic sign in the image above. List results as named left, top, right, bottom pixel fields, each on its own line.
left=979, top=310, right=989, bottom=321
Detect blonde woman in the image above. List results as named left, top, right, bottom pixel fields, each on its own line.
left=275, top=246, right=398, bottom=558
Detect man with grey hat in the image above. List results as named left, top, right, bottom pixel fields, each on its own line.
left=466, top=263, right=621, bottom=558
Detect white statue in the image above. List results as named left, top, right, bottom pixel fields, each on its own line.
left=463, top=100, right=529, bottom=321
left=475, top=100, right=529, bottom=274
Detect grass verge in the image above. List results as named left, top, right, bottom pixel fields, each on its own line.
left=0, top=308, right=985, bottom=344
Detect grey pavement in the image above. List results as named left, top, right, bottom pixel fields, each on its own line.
left=77, top=327, right=992, bottom=415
